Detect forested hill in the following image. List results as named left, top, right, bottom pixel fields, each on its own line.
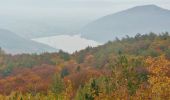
left=73, top=32, right=170, bottom=67
left=0, top=32, right=169, bottom=99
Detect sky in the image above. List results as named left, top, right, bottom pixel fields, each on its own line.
left=0, top=0, right=170, bottom=19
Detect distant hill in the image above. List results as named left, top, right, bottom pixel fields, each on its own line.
left=74, top=32, right=170, bottom=66
left=0, top=29, right=57, bottom=54
left=81, top=5, right=170, bottom=42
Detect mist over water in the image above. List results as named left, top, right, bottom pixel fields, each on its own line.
left=32, top=35, right=101, bottom=53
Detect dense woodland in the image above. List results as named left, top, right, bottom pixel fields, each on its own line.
left=0, top=32, right=170, bottom=100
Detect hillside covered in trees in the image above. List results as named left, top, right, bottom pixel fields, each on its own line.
left=0, top=32, right=169, bottom=100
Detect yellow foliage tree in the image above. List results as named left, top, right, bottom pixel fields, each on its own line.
left=135, top=56, right=170, bottom=100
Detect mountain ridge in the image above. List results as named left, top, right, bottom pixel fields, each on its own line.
left=81, top=5, right=170, bottom=42
left=0, top=29, right=57, bottom=54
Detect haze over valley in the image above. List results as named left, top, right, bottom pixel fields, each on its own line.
left=0, top=0, right=170, bottom=53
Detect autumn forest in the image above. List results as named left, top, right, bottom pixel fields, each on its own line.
left=0, top=32, right=170, bottom=100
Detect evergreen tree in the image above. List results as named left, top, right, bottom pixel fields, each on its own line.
left=51, top=74, right=65, bottom=94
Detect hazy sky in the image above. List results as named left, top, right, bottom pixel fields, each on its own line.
left=0, top=0, right=170, bottom=19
